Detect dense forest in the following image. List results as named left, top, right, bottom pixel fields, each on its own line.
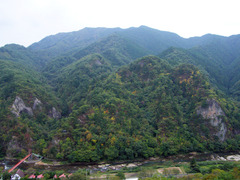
left=1, top=26, right=240, bottom=162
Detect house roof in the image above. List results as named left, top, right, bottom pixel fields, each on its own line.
left=37, top=174, right=44, bottom=178
left=29, top=174, right=36, bottom=178
left=16, top=169, right=25, bottom=177
left=59, top=173, right=66, bottom=178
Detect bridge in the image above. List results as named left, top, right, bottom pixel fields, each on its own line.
left=8, top=153, right=43, bottom=173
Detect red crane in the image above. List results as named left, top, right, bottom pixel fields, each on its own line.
left=8, top=153, right=32, bottom=173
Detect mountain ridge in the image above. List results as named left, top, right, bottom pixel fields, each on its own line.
left=25, top=26, right=240, bottom=61
left=1, top=26, right=240, bottom=161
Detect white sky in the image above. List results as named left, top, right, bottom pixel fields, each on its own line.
left=1, top=0, right=240, bottom=47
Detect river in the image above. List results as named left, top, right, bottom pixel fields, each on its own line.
left=1, top=152, right=239, bottom=175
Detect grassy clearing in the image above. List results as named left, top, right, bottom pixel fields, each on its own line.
left=89, top=160, right=240, bottom=179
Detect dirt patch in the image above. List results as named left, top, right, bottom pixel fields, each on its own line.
left=34, top=161, right=61, bottom=166
left=35, top=161, right=48, bottom=166
left=158, top=167, right=184, bottom=175
left=125, top=173, right=138, bottom=178
left=89, top=172, right=138, bottom=179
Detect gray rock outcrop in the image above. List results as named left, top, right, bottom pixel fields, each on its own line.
left=197, top=99, right=227, bottom=141
left=49, top=107, right=61, bottom=119
left=11, top=96, right=33, bottom=117
left=11, top=96, right=61, bottom=119
left=33, top=98, right=42, bottom=110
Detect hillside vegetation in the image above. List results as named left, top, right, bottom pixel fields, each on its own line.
left=1, top=26, right=240, bottom=161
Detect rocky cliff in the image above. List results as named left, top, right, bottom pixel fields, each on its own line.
left=11, top=96, right=61, bottom=119
left=48, top=107, right=61, bottom=119
left=11, top=96, right=33, bottom=117
left=197, top=99, right=227, bottom=141
left=33, top=98, right=42, bottom=111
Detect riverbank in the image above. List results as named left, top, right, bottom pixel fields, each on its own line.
left=1, top=152, right=240, bottom=180
left=1, top=151, right=239, bottom=173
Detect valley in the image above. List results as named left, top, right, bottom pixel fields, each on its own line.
left=0, top=26, right=240, bottom=179
left=1, top=152, right=240, bottom=179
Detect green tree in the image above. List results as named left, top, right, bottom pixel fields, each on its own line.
left=104, top=146, right=119, bottom=161
left=190, top=158, right=200, bottom=173
left=2, top=171, right=11, bottom=180
left=116, top=171, right=125, bottom=180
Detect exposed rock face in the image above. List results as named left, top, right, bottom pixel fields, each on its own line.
left=95, top=59, right=102, bottom=65
left=226, top=155, right=240, bottom=161
left=33, top=98, right=42, bottom=110
left=197, top=99, right=227, bottom=141
left=52, top=138, right=60, bottom=146
left=11, top=96, right=33, bottom=117
left=49, top=107, right=61, bottom=119
left=11, top=96, right=61, bottom=119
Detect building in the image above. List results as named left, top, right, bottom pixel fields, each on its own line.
left=11, top=169, right=24, bottom=180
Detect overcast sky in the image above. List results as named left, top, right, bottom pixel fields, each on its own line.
left=1, top=0, right=240, bottom=47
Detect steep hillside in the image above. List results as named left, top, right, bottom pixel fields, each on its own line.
left=28, top=26, right=234, bottom=62
left=42, top=34, right=151, bottom=86
left=53, top=54, right=113, bottom=108
left=159, top=34, right=240, bottom=95
left=26, top=26, right=240, bottom=71
left=118, top=26, right=188, bottom=53
left=0, top=60, right=61, bottom=158
left=1, top=26, right=240, bottom=162
left=42, top=56, right=77, bottom=80
left=47, top=56, right=240, bottom=162
left=0, top=60, right=57, bottom=103
left=73, top=34, right=150, bottom=67
left=159, top=47, right=225, bottom=90
left=28, top=27, right=122, bottom=59
left=0, top=44, right=47, bottom=69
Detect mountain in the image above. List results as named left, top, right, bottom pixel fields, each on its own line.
left=118, top=26, right=189, bottom=53
left=53, top=54, right=113, bottom=108
left=26, top=26, right=240, bottom=71
left=28, top=27, right=122, bottom=59
left=73, top=34, right=150, bottom=67
left=28, top=26, right=236, bottom=59
left=159, top=34, right=240, bottom=97
left=0, top=60, right=57, bottom=103
left=0, top=59, right=61, bottom=157
left=28, top=26, right=190, bottom=67
left=1, top=26, right=240, bottom=161
left=0, top=44, right=48, bottom=69
left=50, top=56, right=240, bottom=162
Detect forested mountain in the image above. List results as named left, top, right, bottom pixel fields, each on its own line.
left=0, top=59, right=61, bottom=157
left=159, top=34, right=240, bottom=97
left=28, top=27, right=122, bottom=59
left=53, top=54, right=113, bottom=109
left=73, top=34, right=150, bottom=67
left=0, top=44, right=47, bottom=69
left=52, top=56, right=240, bottom=161
left=1, top=26, right=240, bottom=161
